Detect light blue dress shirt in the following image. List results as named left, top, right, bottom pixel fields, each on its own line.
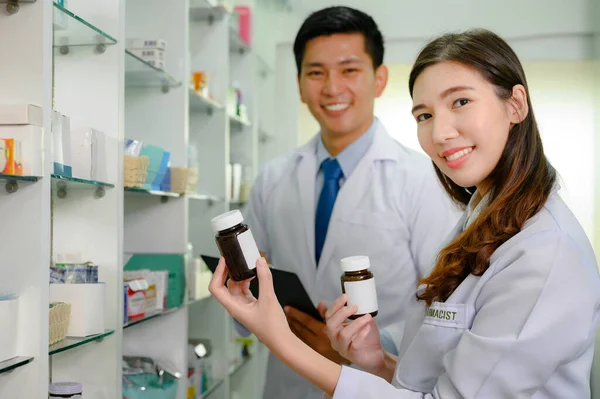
left=315, top=119, right=377, bottom=202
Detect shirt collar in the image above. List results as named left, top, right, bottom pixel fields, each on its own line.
left=316, top=118, right=378, bottom=178
left=464, top=190, right=491, bottom=230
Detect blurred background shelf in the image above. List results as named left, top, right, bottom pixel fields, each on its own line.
left=0, top=174, right=38, bottom=183
left=49, top=330, right=115, bottom=356
left=53, top=2, right=118, bottom=48
left=52, top=174, right=115, bottom=190
left=124, top=50, right=181, bottom=89
left=124, top=187, right=181, bottom=198
left=189, top=88, right=224, bottom=113
left=0, top=357, right=34, bottom=375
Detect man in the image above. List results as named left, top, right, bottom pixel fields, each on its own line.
left=242, top=6, right=460, bottom=399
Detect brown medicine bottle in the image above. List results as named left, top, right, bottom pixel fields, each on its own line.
left=340, top=256, right=378, bottom=320
left=211, top=210, right=260, bottom=281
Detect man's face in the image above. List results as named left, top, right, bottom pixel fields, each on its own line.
left=298, top=33, right=387, bottom=137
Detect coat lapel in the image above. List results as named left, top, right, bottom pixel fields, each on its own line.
left=295, top=136, right=319, bottom=270
left=316, top=124, right=399, bottom=273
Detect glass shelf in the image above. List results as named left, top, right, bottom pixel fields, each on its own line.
left=229, top=113, right=251, bottom=129
left=125, top=50, right=181, bottom=89
left=53, top=2, right=117, bottom=48
left=0, top=174, right=39, bottom=183
left=189, top=88, right=224, bottom=113
left=229, top=200, right=247, bottom=208
left=124, top=187, right=181, bottom=198
left=51, top=174, right=115, bottom=189
left=229, top=28, right=250, bottom=54
left=189, top=0, right=230, bottom=22
left=49, top=330, right=114, bottom=356
left=0, top=357, right=34, bottom=375
left=256, top=53, right=273, bottom=76
left=187, top=193, right=223, bottom=202
left=123, top=308, right=181, bottom=329
left=228, top=355, right=252, bottom=376
left=199, top=378, right=224, bottom=399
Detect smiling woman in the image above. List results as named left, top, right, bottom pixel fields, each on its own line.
left=369, top=60, right=597, bottom=242
left=210, top=28, right=600, bottom=399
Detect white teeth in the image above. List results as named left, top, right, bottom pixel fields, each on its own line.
left=324, top=103, right=349, bottom=111
left=445, top=147, right=473, bottom=162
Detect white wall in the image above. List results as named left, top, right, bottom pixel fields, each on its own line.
left=281, top=0, right=595, bottom=62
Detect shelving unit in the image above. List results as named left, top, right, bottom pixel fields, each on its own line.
left=1, top=0, right=273, bottom=397
left=1, top=0, right=124, bottom=396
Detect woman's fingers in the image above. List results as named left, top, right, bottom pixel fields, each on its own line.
left=353, top=322, right=372, bottom=346
left=325, top=294, right=347, bottom=321
left=255, top=257, right=275, bottom=300
left=326, top=304, right=358, bottom=335
left=227, top=276, right=249, bottom=296
left=338, top=314, right=372, bottom=348
left=209, top=257, right=237, bottom=311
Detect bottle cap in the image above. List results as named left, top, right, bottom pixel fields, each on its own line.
left=211, top=210, right=244, bottom=233
left=340, top=256, right=370, bottom=273
left=49, top=382, right=83, bottom=395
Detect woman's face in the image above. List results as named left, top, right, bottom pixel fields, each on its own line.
left=411, top=61, right=525, bottom=193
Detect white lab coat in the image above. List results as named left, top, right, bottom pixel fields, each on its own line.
left=243, top=124, right=461, bottom=399
left=333, top=191, right=600, bottom=398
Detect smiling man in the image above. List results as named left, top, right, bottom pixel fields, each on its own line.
left=240, top=6, right=460, bottom=399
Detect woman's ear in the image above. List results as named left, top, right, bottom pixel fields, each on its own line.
left=508, top=84, right=528, bottom=124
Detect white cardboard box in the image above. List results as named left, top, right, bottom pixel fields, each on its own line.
left=70, top=128, right=94, bottom=180
left=128, top=48, right=165, bottom=61
left=126, top=38, right=167, bottom=51
left=49, top=284, right=105, bottom=337
left=0, top=104, right=43, bottom=127
left=0, top=298, right=17, bottom=362
left=91, top=129, right=106, bottom=182
left=146, top=59, right=165, bottom=70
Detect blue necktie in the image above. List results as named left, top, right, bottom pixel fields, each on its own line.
left=315, top=158, right=343, bottom=265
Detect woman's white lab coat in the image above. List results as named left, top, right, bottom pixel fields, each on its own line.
left=333, top=191, right=600, bottom=398
left=243, top=124, right=460, bottom=399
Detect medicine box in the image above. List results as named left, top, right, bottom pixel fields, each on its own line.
left=49, top=283, right=105, bottom=337
left=0, top=297, right=17, bottom=363
left=0, top=104, right=43, bottom=127
left=128, top=49, right=165, bottom=62
left=126, top=38, right=167, bottom=51
left=125, top=254, right=186, bottom=309
left=146, top=59, right=165, bottom=70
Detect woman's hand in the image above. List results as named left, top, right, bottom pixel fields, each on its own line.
left=325, top=294, right=386, bottom=373
left=209, top=257, right=289, bottom=346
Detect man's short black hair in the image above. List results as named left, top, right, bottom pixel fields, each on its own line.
left=293, top=6, right=385, bottom=74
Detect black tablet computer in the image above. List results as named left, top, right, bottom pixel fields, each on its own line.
left=201, top=255, right=323, bottom=322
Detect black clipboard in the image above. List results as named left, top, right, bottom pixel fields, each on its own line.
left=201, top=255, right=323, bottom=322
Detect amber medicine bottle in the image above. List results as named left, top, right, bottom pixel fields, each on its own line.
left=211, top=210, right=260, bottom=281
left=340, top=256, right=378, bottom=320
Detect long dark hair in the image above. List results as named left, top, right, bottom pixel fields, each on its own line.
left=409, top=29, right=556, bottom=306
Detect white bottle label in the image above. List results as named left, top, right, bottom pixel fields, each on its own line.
left=237, top=230, right=260, bottom=270
left=344, top=278, right=378, bottom=315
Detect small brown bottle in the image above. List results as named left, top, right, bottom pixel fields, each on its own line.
left=340, top=256, right=378, bottom=320
left=211, top=210, right=260, bottom=281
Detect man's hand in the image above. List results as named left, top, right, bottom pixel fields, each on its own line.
left=284, top=302, right=350, bottom=365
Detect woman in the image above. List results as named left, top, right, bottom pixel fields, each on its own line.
left=209, top=29, right=600, bottom=398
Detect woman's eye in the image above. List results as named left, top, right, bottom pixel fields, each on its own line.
left=416, top=113, right=432, bottom=122
left=453, top=98, right=469, bottom=108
